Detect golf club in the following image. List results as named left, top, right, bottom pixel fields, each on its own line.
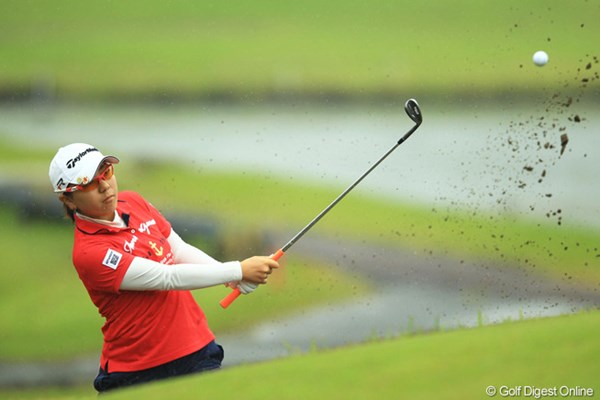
left=220, top=98, right=423, bottom=308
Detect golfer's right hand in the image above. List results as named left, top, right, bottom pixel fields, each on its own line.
left=240, top=256, right=279, bottom=284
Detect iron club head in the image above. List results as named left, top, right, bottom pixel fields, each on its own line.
left=396, top=98, right=423, bottom=145
left=404, top=98, right=422, bottom=126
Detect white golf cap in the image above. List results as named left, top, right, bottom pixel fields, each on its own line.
left=49, top=143, right=119, bottom=192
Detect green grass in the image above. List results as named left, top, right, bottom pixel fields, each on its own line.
left=4, top=310, right=598, bottom=399
left=0, top=208, right=104, bottom=361
left=109, top=310, right=600, bottom=400
left=0, top=0, right=598, bottom=99
left=5, top=309, right=591, bottom=400
left=0, top=385, right=93, bottom=400
left=0, top=139, right=49, bottom=162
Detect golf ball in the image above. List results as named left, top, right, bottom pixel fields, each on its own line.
left=533, top=50, right=549, bottom=66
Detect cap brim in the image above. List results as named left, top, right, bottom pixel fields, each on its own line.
left=93, top=155, right=120, bottom=174
left=80, top=155, right=120, bottom=189
left=102, top=155, right=120, bottom=165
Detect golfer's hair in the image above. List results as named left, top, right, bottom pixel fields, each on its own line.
left=59, top=193, right=76, bottom=222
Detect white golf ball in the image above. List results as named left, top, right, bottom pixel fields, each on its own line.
left=533, top=50, right=549, bottom=67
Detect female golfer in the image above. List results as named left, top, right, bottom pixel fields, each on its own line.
left=49, top=143, right=278, bottom=392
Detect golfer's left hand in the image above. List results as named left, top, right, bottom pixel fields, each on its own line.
left=237, top=280, right=258, bottom=295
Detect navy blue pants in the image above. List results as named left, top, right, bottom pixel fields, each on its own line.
left=93, top=341, right=224, bottom=393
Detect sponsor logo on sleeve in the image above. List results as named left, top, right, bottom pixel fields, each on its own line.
left=102, top=249, right=123, bottom=270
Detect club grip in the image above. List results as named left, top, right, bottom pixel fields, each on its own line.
left=271, top=248, right=285, bottom=261
left=219, top=287, right=242, bottom=308
left=219, top=249, right=285, bottom=309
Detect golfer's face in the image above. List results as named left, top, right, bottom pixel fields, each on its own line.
left=70, top=166, right=119, bottom=221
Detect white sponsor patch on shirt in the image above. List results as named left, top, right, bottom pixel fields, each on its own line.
left=102, top=249, right=123, bottom=270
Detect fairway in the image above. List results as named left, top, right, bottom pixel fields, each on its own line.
left=1, top=0, right=598, bottom=99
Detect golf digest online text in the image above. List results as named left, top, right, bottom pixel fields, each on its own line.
left=486, top=385, right=595, bottom=398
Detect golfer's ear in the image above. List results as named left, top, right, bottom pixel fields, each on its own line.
left=60, top=193, right=76, bottom=211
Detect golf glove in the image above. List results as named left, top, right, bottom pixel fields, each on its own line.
left=237, top=280, right=258, bottom=295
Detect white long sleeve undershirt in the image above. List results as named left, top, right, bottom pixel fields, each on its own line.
left=77, top=211, right=243, bottom=291
left=120, top=230, right=242, bottom=291
left=120, top=257, right=242, bottom=291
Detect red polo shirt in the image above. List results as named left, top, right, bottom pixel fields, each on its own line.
left=72, top=191, right=215, bottom=372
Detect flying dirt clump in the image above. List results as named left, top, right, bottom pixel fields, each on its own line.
left=560, top=133, right=569, bottom=156
left=488, top=55, right=597, bottom=225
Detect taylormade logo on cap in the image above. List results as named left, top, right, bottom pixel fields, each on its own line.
left=66, top=147, right=100, bottom=169
left=49, top=143, right=119, bottom=192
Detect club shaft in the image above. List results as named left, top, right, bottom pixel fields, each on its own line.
left=220, top=101, right=421, bottom=309
left=220, top=140, right=404, bottom=309
left=281, top=145, right=397, bottom=252
left=281, top=122, right=419, bottom=252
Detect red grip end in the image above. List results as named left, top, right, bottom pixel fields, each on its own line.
left=220, top=288, right=241, bottom=308
left=219, top=249, right=285, bottom=309
left=271, top=249, right=285, bottom=261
